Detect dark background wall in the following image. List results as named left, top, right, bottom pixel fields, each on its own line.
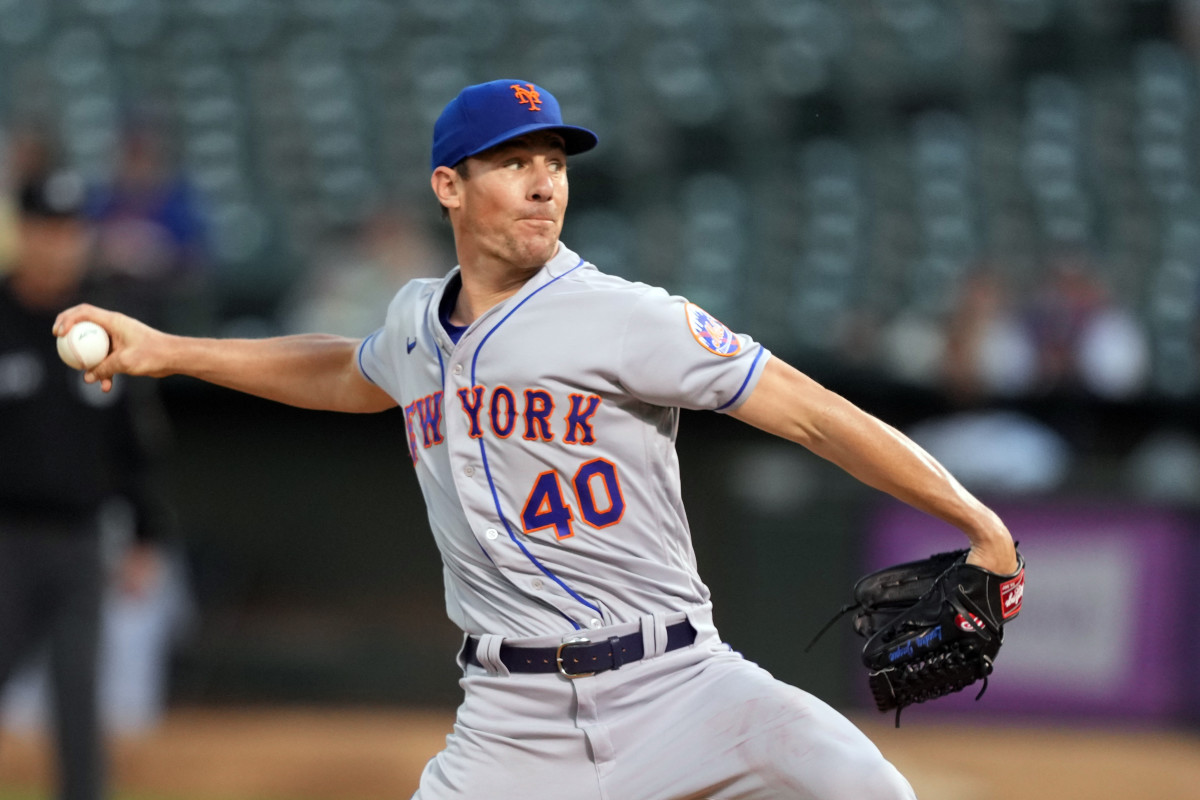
left=156, top=363, right=1188, bottom=711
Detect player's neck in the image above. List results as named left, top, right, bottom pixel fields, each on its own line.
left=449, top=277, right=525, bottom=326
left=453, top=248, right=555, bottom=326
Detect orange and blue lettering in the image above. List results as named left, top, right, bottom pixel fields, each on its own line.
left=414, top=391, right=445, bottom=448
left=564, top=393, right=601, bottom=445
left=490, top=386, right=517, bottom=438
left=523, top=389, right=555, bottom=442
left=573, top=458, right=625, bottom=528
left=403, top=402, right=420, bottom=465
left=457, top=386, right=485, bottom=439
left=521, top=470, right=575, bottom=540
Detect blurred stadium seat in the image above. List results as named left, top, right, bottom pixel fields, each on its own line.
left=0, top=0, right=1195, bottom=397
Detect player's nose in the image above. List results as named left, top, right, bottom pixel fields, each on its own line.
left=527, top=160, right=557, bottom=202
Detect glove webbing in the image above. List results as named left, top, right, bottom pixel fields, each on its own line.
left=871, top=646, right=994, bottom=727
left=866, top=579, right=1000, bottom=726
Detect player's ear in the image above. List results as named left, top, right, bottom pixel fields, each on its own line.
left=431, top=166, right=463, bottom=213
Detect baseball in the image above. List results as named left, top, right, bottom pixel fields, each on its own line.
left=57, top=321, right=110, bottom=370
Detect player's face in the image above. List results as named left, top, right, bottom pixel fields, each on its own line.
left=451, top=133, right=569, bottom=272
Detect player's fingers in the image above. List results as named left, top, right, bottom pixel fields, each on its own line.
left=52, top=303, right=111, bottom=337
left=83, top=374, right=115, bottom=393
left=51, top=306, right=78, bottom=335
left=84, top=339, right=135, bottom=382
left=82, top=361, right=113, bottom=389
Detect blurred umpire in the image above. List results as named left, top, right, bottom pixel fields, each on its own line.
left=0, top=169, right=173, bottom=800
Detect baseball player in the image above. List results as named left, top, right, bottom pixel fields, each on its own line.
left=56, top=80, right=1019, bottom=799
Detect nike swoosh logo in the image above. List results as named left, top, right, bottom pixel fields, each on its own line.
left=406, top=337, right=417, bottom=353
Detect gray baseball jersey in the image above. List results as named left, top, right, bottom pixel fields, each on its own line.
left=356, top=243, right=917, bottom=800
left=356, top=243, right=769, bottom=638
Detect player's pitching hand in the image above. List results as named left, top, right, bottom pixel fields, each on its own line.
left=53, top=304, right=173, bottom=392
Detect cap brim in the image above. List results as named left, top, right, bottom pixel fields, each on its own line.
left=459, top=122, right=598, bottom=164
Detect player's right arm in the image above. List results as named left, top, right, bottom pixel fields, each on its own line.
left=53, top=304, right=396, bottom=414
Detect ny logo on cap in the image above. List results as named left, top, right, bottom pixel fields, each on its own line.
left=510, top=83, right=542, bottom=111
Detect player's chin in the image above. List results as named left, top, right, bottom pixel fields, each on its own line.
left=514, top=230, right=560, bottom=265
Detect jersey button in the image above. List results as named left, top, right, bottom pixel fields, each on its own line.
left=531, top=578, right=544, bottom=590
left=463, top=465, right=475, bottom=477
left=485, top=528, right=499, bottom=540
left=589, top=618, right=603, bottom=629
left=452, top=364, right=463, bottom=376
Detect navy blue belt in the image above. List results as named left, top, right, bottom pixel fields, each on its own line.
left=464, top=620, right=697, bottom=678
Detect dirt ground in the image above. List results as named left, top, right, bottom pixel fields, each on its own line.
left=2, top=708, right=1199, bottom=799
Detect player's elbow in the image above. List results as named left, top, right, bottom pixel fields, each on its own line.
left=341, top=379, right=398, bottom=413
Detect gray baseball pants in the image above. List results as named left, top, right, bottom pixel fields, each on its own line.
left=413, top=605, right=916, bottom=800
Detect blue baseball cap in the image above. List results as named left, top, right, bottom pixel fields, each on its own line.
left=431, top=80, right=598, bottom=171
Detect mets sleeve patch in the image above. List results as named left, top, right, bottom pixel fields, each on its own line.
left=685, top=302, right=741, bottom=357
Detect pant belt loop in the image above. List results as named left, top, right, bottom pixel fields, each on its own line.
left=606, top=636, right=624, bottom=670
left=642, top=613, right=671, bottom=659
left=637, top=614, right=655, bottom=661
left=475, top=633, right=510, bottom=677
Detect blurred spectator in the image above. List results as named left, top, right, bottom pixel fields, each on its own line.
left=280, top=204, right=448, bottom=337
left=5, top=128, right=56, bottom=180
left=1075, top=304, right=1151, bottom=400
left=0, top=175, right=15, bottom=274
left=0, top=168, right=178, bottom=800
left=942, top=267, right=1038, bottom=402
left=87, top=123, right=211, bottom=333
left=0, top=126, right=58, bottom=275
left=880, top=312, right=946, bottom=388
left=1024, top=250, right=1149, bottom=399
left=942, top=253, right=1150, bottom=402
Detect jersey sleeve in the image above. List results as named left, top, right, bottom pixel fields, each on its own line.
left=617, top=288, right=771, bottom=412
left=356, top=327, right=395, bottom=398
left=355, top=284, right=418, bottom=403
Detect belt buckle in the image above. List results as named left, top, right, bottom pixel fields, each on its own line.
left=556, top=636, right=594, bottom=678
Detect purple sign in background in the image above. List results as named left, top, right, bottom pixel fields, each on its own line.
left=1190, top=531, right=1200, bottom=723
left=863, top=500, right=1193, bottom=722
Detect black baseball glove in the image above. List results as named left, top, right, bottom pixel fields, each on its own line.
left=809, top=547, right=1025, bottom=725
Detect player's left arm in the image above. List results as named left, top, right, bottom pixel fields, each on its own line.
left=730, top=355, right=1017, bottom=574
